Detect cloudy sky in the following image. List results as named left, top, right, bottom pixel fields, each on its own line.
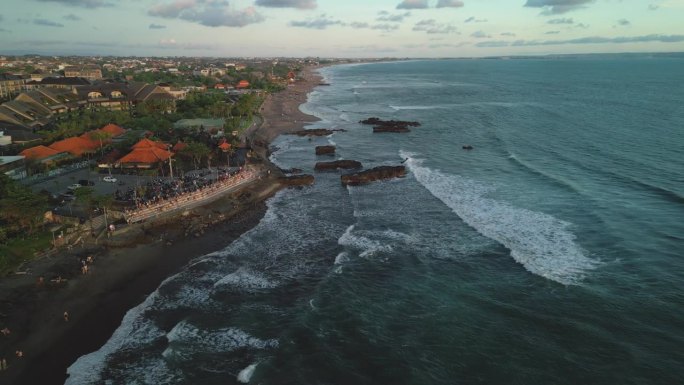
left=0, top=0, right=683, bottom=57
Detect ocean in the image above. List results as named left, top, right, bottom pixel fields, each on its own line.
left=66, top=58, right=684, bottom=384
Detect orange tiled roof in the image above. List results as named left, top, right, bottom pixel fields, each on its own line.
left=20, top=145, right=61, bottom=160
left=49, top=137, right=98, bottom=156
left=172, top=141, right=187, bottom=152
left=117, top=147, right=172, bottom=164
left=218, top=142, right=231, bottom=151
left=100, top=123, right=126, bottom=137
left=132, top=138, right=168, bottom=150
left=236, top=80, right=250, bottom=89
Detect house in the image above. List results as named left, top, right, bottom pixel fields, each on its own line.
left=0, top=74, right=26, bottom=99
left=117, top=138, right=172, bottom=169
left=25, top=77, right=91, bottom=92
left=20, top=145, right=68, bottom=164
left=0, top=156, right=27, bottom=179
left=64, top=65, right=102, bottom=80
left=48, top=136, right=99, bottom=157
left=0, top=99, right=51, bottom=128
left=99, top=123, right=126, bottom=138
left=236, top=80, right=250, bottom=89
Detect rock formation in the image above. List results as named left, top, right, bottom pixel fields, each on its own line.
left=315, top=145, right=336, bottom=155
left=288, top=128, right=345, bottom=137
left=279, top=174, right=315, bottom=186
left=341, top=166, right=407, bottom=186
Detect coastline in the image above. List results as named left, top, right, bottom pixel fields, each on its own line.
left=0, top=66, right=325, bottom=385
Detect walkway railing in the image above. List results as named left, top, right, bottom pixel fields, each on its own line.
left=124, top=168, right=259, bottom=223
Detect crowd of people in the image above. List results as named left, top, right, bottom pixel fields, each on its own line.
left=123, top=167, right=258, bottom=223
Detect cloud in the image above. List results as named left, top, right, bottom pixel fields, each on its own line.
left=648, top=3, right=659, bottom=10
left=501, top=32, right=516, bottom=36
left=476, top=34, right=684, bottom=48
left=34, top=0, right=116, bottom=8
left=471, top=30, right=491, bottom=38
left=616, top=18, right=630, bottom=26
left=524, top=0, right=594, bottom=14
left=548, top=17, right=573, bottom=24
left=376, top=11, right=411, bottom=22
left=149, top=1, right=265, bottom=28
left=255, top=0, right=316, bottom=9
left=545, top=30, right=560, bottom=34
left=464, top=16, right=487, bottom=23
left=436, top=0, right=464, bottom=7
left=476, top=40, right=511, bottom=48
left=290, top=14, right=344, bottom=29
left=34, top=19, right=65, bottom=27
left=150, top=23, right=167, bottom=29
left=63, top=13, right=81, bottom=20
left=413, top=19, right=457, bottom=34
left=397, top=0, right=429, bottom=9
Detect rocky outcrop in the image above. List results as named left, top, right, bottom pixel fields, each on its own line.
left=279, top=174, right=315, bottom=186
left=360, top=117, right=421, bottom=127
left=315, top=145, right=336, bottom=155
left=288, top=128, right=345, bottom=137
left=341, top=166, right=407, bottom=186
left=360, top=117, right=420, bottom=134
left=279, top=167, right=303, bottom=174
left=314, top=160, right=363, bottom=171
left=462, top=145, right=474, bottom=150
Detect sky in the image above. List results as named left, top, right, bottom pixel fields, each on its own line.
left=0, top=0, right=683, bottom=58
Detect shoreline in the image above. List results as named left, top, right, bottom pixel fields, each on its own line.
left=0, top=65, right=325, bottom=385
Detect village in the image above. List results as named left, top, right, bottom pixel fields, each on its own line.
left=0, top=54, right=349, bottom=275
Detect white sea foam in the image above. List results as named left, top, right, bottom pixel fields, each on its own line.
left=238, top=363, right=258, bottom=383
left=401, top=151, right=597, bottom=285
left=213, top=267, right=277, bottom=291
left=164, top=321, right=278, bottom=358
left=65, top=290, right=167, bottom=384
left=338, top=225, right=394, bottom=258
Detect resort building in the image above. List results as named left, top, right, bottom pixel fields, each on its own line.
left=0, top=74, right=26, bottom=99
left=0, top=155, right=27, bottom=179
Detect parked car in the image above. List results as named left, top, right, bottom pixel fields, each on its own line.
left=78, top=179, right=95, bottom=186
left=103, top=176, right=117, bottom=183
left=67, top=183, right=82, bottom=190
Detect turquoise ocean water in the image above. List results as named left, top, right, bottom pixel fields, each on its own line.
left=67, top=58, right=684, bottom=384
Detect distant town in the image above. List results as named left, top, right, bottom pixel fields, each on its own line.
left=0, top=54, right=388, bottom=272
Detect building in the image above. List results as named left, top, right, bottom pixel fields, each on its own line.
left=0, top=74, right=26, bottom=99
left=19, top=145, right=68, bottom=164
left=64, top=65, right=102, bottom=80
left=0, top=156, right=27, bottom=179
left=0, top=121, right=41, bottom=145
left=25, top=77, right=91, bottom=92
left=75, top=82, right=176, bottom=111
left=117, top=138, right=172, bottom=169
left=48, top=136, right=99, bottom=157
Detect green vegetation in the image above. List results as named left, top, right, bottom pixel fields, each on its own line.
left=0, top=174, right=50, bottom=274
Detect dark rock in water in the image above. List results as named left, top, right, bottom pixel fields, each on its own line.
left=341, top=166, right=407, bottom=186
left=316, top=145, right=336, bottom=155
left=462, top=145, right=474, bottom=150
left=288, top=128, right=345, bottom=137
left=279, top=167, right=303, bottom=174
left=279, top=174, right=314, bottom=186
left=360, top=117, right=421, bottom=127
left=373, top=125, right=410, bottom=133
left=314, top=160, right=363, bottom=171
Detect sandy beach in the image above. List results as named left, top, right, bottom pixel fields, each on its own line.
left=0, top=66, right=323, bottom=385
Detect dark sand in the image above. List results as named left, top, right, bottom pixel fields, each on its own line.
left=0, top=66, right=323, bottom=385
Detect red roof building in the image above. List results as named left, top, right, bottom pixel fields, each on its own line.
left=132, top=138, right=168, bottom=150
left=20, top=145, right=64, bottom=161
left=99, top=123, right=126, bottom=137
left=236, top=80, right=250, bottom=89
left=49, top=136, right=99, bottom=157
left=172, top=141, right=187, bottom=152
left=117, top=147, right=172, bottom=169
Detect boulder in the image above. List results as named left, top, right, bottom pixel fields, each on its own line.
left=279, top=167, right=303, bottom=174
left=314, top=160, right=363, bottom=171
left=341, top=166, right=407, bottom=186
left=279, top=174, right=315, bottom=186
left=316, top=145, right=336, bottom=155
left=462, top=145, right=474, bottom=150
left=360, top=117, right=421, bottom=127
